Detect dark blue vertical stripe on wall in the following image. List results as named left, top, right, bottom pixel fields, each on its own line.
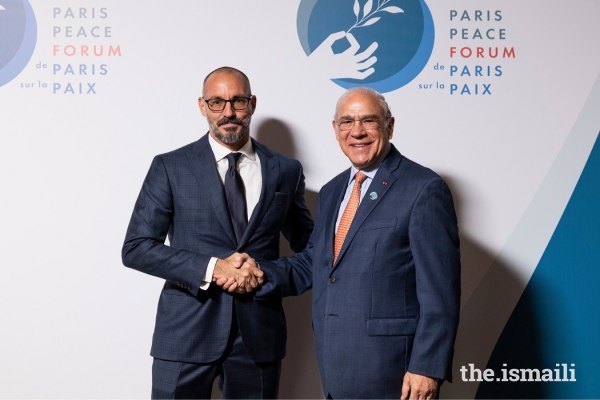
left=476, top=131, right=600, bottom=399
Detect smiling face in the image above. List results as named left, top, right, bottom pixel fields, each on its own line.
left=333, top=90, right=394, bottom=170
left=199, top=70, right=256, bottom=151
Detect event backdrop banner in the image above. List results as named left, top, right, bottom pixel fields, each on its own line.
left=1, top=1, right=599, bottom=398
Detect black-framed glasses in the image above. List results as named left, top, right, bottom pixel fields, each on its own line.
left=337, top=117, right=389, bottom=131
left=203, top=96, right=252, bottom=112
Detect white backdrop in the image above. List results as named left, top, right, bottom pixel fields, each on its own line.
left=1, top=1, right=600, bottom=398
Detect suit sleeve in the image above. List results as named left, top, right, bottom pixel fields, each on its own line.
left=121, top=155, right=210, bottom=296
left=255, top=183, right=321, bottom=299
left=256, top=243, right=313, bottom=298
left=280, top=161, right=314, bottom=252
left=407, top=177, right=461, bottom=381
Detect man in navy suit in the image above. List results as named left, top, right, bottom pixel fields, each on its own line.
left=221, top=87, right=460, bottom=399
left=122, top=67, right=313, bottom=399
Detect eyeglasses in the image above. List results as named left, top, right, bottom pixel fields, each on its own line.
left=203, top=96, right=252, bottom=112
left=337, top=117, right=388, bottom=131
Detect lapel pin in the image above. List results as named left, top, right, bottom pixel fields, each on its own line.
left=369, top=192, right=378, bottom=200
left=383, top=181, right=387, bottom=185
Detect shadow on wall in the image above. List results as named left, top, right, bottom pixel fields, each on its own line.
left=256, top=118, right=323, bottom=399
left=440, top=175, right=542, bottom=399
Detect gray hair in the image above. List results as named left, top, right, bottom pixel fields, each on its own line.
left=334, top=86, right=392, bottom=120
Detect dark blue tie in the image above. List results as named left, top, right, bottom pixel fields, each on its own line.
left=224, top=153, right=247, bottom=244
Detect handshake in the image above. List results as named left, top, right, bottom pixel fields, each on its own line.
left=212, top=253, right=263, bottom=294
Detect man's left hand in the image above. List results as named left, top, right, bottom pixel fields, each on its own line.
left=401, top=372, right=438, bottom=400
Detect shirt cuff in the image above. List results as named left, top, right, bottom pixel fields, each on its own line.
left=200, top=257, right=218, bottom=290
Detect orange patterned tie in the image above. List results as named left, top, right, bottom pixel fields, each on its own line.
left=334, top=171, right=367, bottom=264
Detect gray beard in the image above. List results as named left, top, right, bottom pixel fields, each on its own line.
left=208, top=115, right=251, bottom=144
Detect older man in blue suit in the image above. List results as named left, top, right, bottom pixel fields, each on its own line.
left=221, top=87, right=461, bottom=399
left=122, top=67, right=313, bottom=399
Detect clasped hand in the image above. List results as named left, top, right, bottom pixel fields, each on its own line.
left=213, top=253, right=262, bottom=294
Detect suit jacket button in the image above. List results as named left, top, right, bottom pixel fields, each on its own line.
left=329, top=276, right=336, bottom=283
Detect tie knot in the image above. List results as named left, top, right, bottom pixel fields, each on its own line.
left=355, top=171, right=367, bottom=186
left=226, top=152, right=242, bottom=167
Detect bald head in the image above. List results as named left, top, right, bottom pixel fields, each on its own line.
left=203, top=67, right=252, bottom=98
left=334, top=86, right=392, bottom=120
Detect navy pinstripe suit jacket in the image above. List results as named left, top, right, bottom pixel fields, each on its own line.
left=122, top=133, right=313, bottom=363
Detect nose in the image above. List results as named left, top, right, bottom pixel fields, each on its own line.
left=221, top=101, right=236, bottom=118
left=349, top=122, right=367, bottom=138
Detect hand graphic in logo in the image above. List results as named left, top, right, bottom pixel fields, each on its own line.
left=306, top=1, right=404, bottom=81
left=309, top=31, right=378, bottom=80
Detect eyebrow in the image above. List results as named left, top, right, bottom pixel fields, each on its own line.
left=338, top=114, right=380, bottom=120
left=206, top=95, right=249, bottom=100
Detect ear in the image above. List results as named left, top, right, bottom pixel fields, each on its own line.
left=332, top=119, right=342, bottom=142
left=198, top=97, right=207, bottom=117
left=387, top=116, right=395, bottom=139
left=249, top=95, right=257, bottom=115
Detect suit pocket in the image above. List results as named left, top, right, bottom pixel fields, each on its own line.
left=366, top=317, right=418, bottom=336
left=274, top=192, right=288, bottom=196
left=362, top=218, right=397, bottom=231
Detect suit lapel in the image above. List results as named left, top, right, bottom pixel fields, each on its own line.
left=188, top=135, right=237, bottom=246
left=325, top=171, right=351, bottom=267
left=238, top=139, right=278, bottom=249
left=332, top=147, right=402, bottom=270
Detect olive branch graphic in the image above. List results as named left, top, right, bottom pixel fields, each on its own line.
left=347, top=0, right=403, bottom=33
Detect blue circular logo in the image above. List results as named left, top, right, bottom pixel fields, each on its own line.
left=297, top=0, right=434, bottom=93
left=0, top=0, right=37, bottom=88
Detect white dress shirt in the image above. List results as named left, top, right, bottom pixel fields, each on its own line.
left=200, top=134, right=262, bottom=289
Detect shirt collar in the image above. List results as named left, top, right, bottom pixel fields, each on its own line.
left=208, top=133, right=256, bottom=162
left=348, top=165, right=377, bottom=186
left=346, top=144, right=391, bottom=186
